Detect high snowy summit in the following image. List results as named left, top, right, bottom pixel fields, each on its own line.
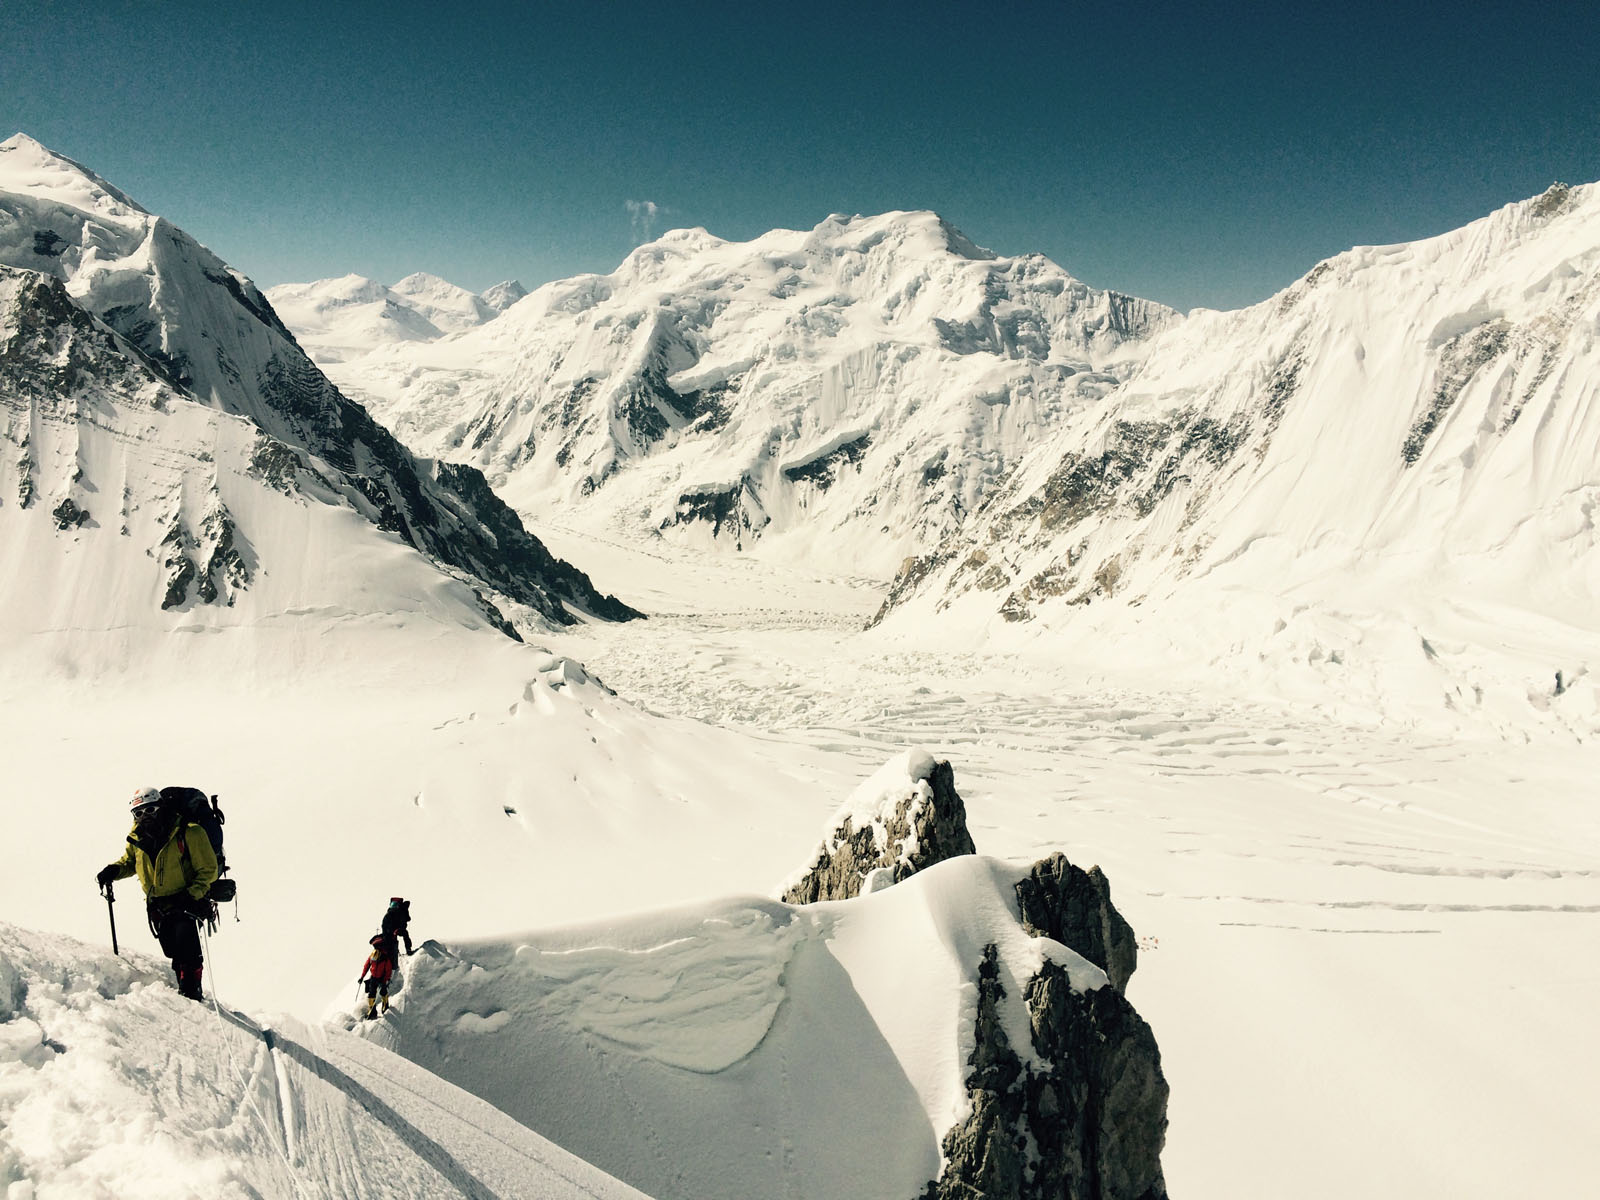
left=300, top=210, right=1179, bottom=578
left=0, top=133, right=633, bottom=644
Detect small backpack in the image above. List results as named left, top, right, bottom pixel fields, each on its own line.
left=161, top=786, right=236, bottom=903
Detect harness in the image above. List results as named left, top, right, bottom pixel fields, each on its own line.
left=132, top=819, right=214, bottom=936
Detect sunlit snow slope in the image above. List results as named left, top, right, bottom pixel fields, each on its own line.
left=301, top=212, right=1178, bottom=578
left=878, top=181, right=1600, bottom=734
left=371, top=856, right=1114, bottom=1200
left=0, top=924, right=649, bottom=1199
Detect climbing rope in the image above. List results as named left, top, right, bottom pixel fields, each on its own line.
left=202, top=920, right=313, bottom=1200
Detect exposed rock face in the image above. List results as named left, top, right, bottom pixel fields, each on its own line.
left=923, top=889, right=1168, bottom=1199
left=782, top=750, right=976, bottom=904
left=780, top=757, right=1167, bottom=1197
left=1014, top=853, right=1138, bottom=994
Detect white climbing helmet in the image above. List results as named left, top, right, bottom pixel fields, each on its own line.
left=130, top=785, right=162, bottom=812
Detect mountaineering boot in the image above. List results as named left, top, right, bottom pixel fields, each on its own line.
left=364, top=997, right=378, bottom=1021
left=177, top=965, right=203, bottom=1001
left=380, top=991, right=390, bottom=1014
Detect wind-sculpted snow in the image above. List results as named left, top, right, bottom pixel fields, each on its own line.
left=0, top=132, right=635, bottom=631
left=376, top=857, right=1132, bottom=1200
left=299, top=209, right=1179, bottom=578
left=877, top=180, right=1600, bottom=731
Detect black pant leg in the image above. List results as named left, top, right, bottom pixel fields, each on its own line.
left=152, top=906, right=202, bottom=969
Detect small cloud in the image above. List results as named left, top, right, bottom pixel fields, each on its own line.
left=627, top=199, right=663, bottom=243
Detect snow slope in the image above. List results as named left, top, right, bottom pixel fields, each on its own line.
left=373, top=855, right=1111, bottom=1200
left=876, top=181, right=1600, bottom=733
left=0, top=924, right=649, bottom=1199
left=299, top=211, right=1178, bottom=578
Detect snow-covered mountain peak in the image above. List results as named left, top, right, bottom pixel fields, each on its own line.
left=267, top=270, right=527, bottom=360
left=481, top=277, right=528, bottom=312
left=1, top=136, right=638, bottom=644
left=802, top=208, right=999, bottom=263
left=285, top=272, right=393, bottom=307
left=391, top=270, right=499, bottom=330
left=874, top=176, right=1600, bottom=734
left=0, top=131, right=148, bottom=218
left=313, top=209, right=1179, bottom=577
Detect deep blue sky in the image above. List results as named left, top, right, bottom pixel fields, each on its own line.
left=3, top=1, right=1596, bottom=311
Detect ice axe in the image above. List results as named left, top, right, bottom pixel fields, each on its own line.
left=101, top=881, right=119, bottom=956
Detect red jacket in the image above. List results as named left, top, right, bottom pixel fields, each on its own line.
left=360, top=950, right=394, bottom=985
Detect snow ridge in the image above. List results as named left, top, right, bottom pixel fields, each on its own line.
left=0, top=923, right=648, bottom=1199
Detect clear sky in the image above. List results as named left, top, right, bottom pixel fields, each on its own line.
left=2, top=0, right=1596, bottom=312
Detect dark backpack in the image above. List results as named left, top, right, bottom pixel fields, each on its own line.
left=382, top=899, right=410, bottom=935
left=161, top=786, right=235, bottom=902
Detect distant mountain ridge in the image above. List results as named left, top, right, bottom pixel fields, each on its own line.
left=288, top=210, right=1179, bottom=578
left=0, top=132, right=635, bottom=638
left=265, top=271, right=526, bottom=363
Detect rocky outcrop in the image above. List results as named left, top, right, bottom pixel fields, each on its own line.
left=923, top=868, right=1167, bottom=1200
left=782, top=749, right=975, bottom=904
left=1014, top=853, right=1138, bottom=994
left=780, top=754, right=1168, bottom=1197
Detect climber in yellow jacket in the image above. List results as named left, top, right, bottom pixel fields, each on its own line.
left=97, top=786, right=218, bottom=1000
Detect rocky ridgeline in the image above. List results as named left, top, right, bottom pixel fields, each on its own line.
left=926, top=880, right=1168, bottom=1200
left=784, top=750, right=1168, bottom=1200
left=782, top=750, right=975, bottom=904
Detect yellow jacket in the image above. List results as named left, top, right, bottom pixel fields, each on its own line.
left=107, top=818, right=218, bottom=901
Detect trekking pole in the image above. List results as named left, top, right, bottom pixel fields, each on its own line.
left=102, top=882, right=119, bottom=956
